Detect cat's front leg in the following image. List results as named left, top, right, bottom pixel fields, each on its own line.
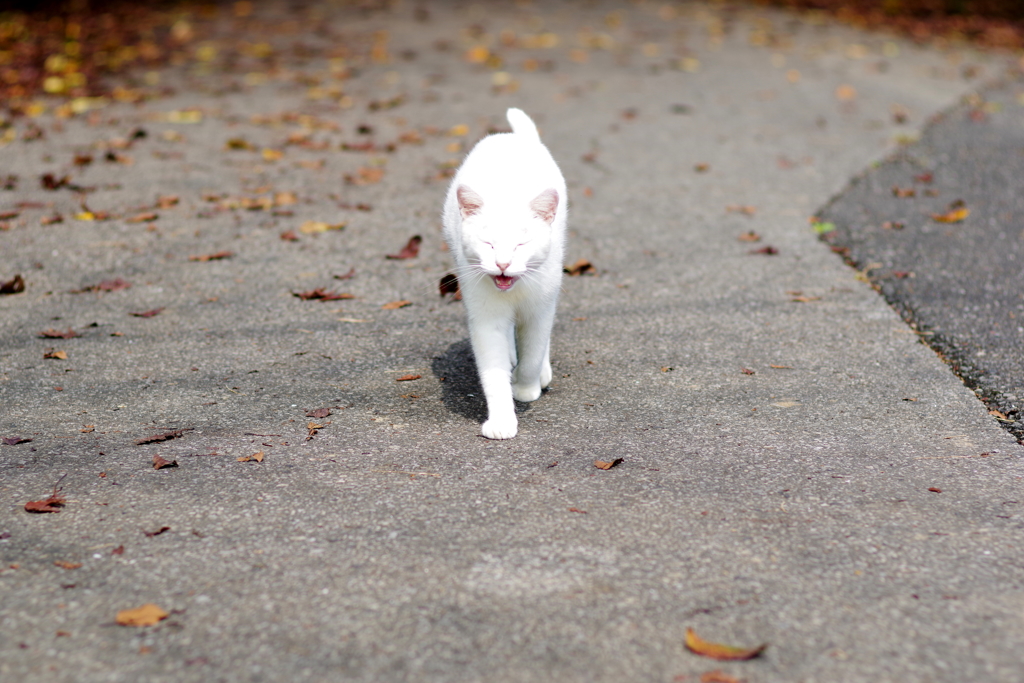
left=512, top=310, right=555, bottom=403
left=471, top=320, right=518, bottom=439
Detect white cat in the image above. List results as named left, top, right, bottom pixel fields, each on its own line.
left=442, top=108, right=567, bottom=439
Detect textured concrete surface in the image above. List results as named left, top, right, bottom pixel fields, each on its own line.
left=1, top=2, right=1023, bottom=682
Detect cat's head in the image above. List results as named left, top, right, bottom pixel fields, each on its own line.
left=456, top=184, right=558, bottom=291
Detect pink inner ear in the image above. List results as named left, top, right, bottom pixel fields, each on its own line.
left=530, top=188, right=558, bottom=224
left=457, top=185, right=484, bottom=218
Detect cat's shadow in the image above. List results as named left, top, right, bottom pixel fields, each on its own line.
left=431, top=339, right=531, bottom=423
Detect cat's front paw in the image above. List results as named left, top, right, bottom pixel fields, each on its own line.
left=512, top=381, right=542, bottom=403
left=481, top=415, right=518, bottom=439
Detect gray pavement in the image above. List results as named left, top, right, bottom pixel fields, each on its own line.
left=2, top=2, right=1024, bottom=682
left=821, top=74, right=1024, bottom=443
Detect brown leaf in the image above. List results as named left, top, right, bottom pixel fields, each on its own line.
left=25, top=484, right=65, bottom=513
left=41, top=173, right=70, bottom=190
left=306, top=408, right=332, bottom=419
left=344, top=166, right=385, bottom=185
left=130, top=308, right=164, bottom=318
left=156, top=195, right=180, bottom=209
left=80, top=425, right=95, bottom=433
left=915, top=173, right=934, bottom=183
left=382, top=300, right=412, bottom=310
left=125, top=212, right=159, bottom=223
left=439, top=273, right=461, bottom=298
left=41, top=214, right=63, bottom=225
left=0, top=274, right=25, bottom=295
left=928, top=487, right=942, bottom=493
left=736, top=231, right=760, bottom=242
left=225, top=137, right=254, bottom=151
left=386, top=235, right=422, bottom=260
left=143, top=526, right=170, bottom=538
left=684, top=628, right=767, bottom=661
left=152, top=455, right=178, bottom=470
left=44, top=350, right=68, bottom=360
left=594, top=458, right=624, bottom=470
left=891, top=186, right=916, bottom=198
left=293, top=288, right=354, bottom=301
left=396, top=374, right=421, bottom=381
left=280, top=230, right=300, bottom=242
left=189, top=251, right=233, bottom=261
left=564, top=259, right=595, bottom=276
left=700, top=671, right=743, bottom=683
left=39, top=328, right=79, bottom=339
left=694, top=162, right=710, bottom=173
left=334, top=268, right=356, bottom=280
left=882, top=221, right=905, bottom=230
left=740, top=367, right=756, bottom=375
left=567, top=507, right=588, bottom=514
left=790, top=295, right=821, bottom=303
left=749, top=246, right=778, bottom=255
left=116, top=603, right=169, bottom=627
left=3, top=437, right=31, bottom=445
left=112, top=545, right=124, bottom=555
left=135, top=430, right=184, bottom=445
left=237, top=451, right=264, bottom=463
left=54, top=560, right=82, bottom=570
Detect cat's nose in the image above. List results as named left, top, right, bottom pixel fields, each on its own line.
left=496, top=261, right=510, bottom=272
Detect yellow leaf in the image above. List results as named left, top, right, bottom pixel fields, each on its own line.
left=299, top=220, right=345, bottom=234
left=74, top=211, right=95, bottom=221
left=684, top=627, right=767, bottom=661
left=448, top=124, right=469, bottom=137
left=116, top=603, right=169, bottom=627
left=382, top=300, right=412, bottom=310
left=464, top=45, right=489, bottom=64
left=261, top=148, right=283, bottom=161
left=931, top=206, right=969, bottom=223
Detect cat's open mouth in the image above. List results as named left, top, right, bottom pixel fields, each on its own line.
left=492, top=274, right=516, bottom=290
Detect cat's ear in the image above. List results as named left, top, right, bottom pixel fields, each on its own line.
left=530, top=188, right=559, bottom=224
left=457, top=185, right=484, bottom=219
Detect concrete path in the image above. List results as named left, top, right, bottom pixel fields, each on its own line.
left=1, top=2, right=1022, bottom=681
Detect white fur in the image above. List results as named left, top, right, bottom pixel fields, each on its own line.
left=442, top=108, right=567, bottom=439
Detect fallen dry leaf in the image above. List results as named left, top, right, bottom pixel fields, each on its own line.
left=125, top=211, right=159, bottom=223
left=306, top=408, right=331, bottom=419
left=594, top=458, right=624, bottom=470
left=386, top=235, right=422, bottom=260
left=439, top=273, right=461, bottom=298
left=564, top=259, right=595, bottom=276
left=790, top=295, right=821, bottom=303
left=54, top=560, right=82, bottom=570
left=156, top=195, right=180, bottom=208
left=740, top=367, right=756, bottom=375
left=567, top=507, right=588, bottom=514
left=700, top=671, right=743, bottom=683
left=24, top=476, right=67, bottom=514
left=3, top=437, right=32, bottom=445
left=344, top=166, right=385, bottom=185
left=130, top=308, right=164, bottom=318
left=695, top=162, right=710, bottom=173
left=152, top=455, right=178, bottom=470
left=293, top=288, right=354, bottom=301
left=143, top=526, right=170, bottom=538
left=396, top=374, right=422, bottom=381
left=80, top=425, right=95, bottom=433
left=116, top=603, right=168, bottom=627
left=382, top=300, right=412, bottom=310
left=928, top=487, right=942, bottom=493
left=225, top=137, right=254, bottom=151
left=685, top=628, right=767, bottom=661
left=237, top=451, right=264, bottom=463
left=736, top=231, right=760, bottom=242
left=0, top=274, right=25, bottom=295
left=39, top=328, right=78, bottom=339
left=112, top=545, right=124, bottom=555
left=280, top=230, right=300, bottom=241
left=136, top=429, right=185, bottom=445
left=41, top=214, right=63, bottom=225
left=749, top=246, right=779, bottom=255
left=44, top=350, right=68, bottom=360
left=931, top=201, right=969, bottom=223
left=188, top=251, right=233, bottom=261
left=299, top=220, right=345, bottom=234
left=892, top=186, right=916, bottom=198
left=334, top=268, right=356, bottom=280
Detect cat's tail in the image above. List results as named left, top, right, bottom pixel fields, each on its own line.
left=506, top=108, right=540, bottom=142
